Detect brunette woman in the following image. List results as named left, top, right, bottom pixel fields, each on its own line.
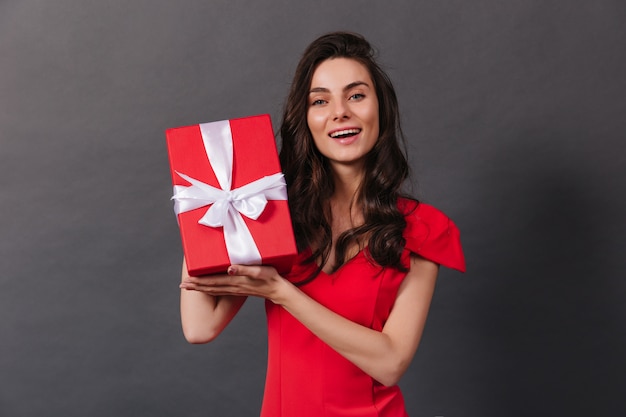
left=179, top=31, right=465, bottom=417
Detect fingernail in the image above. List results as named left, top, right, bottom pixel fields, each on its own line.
left=227, top=266, right=236, bottom=275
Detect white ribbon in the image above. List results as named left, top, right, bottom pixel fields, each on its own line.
left=171, top=120, right=287, bottom=265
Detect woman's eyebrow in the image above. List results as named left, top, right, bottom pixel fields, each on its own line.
left=309, top=81, right=370, bottom=94
left=309, top=87, right=330, bottom=94
left=343, top=81, right=369, bottom=92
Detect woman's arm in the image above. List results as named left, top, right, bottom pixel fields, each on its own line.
left=276, top=254, right=439, bottom=386
left=181, top=254, right=439, bottom=385
left=179, top=258, right=247, bottom=344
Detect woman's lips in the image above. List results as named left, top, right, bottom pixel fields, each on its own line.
left=328, top=128, right=362, bottom=139
left=328, top=128, right=362, bottom=144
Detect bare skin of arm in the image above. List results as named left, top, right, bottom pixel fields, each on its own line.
left=179, top=259, right=247, bottom=344
left=180, top=254, right=439, bottom=386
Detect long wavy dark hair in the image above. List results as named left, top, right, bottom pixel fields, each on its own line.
left=279, top=32, right=414, bottom=284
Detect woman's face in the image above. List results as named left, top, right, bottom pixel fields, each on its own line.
left=307, top=58, right=379, bottom=171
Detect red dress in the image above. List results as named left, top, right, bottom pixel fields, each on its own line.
left=260, top=200, right=466, bottom=417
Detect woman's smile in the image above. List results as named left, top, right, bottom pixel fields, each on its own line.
left=328, top=127, right=362, bottom=144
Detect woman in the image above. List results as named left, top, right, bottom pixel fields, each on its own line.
left=179, top=32, right=465, bottom=416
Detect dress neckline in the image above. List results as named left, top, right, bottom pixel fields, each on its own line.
left=308, top=246, right=368, bottom=276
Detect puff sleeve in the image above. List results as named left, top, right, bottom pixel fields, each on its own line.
left=400, top=199, right=466, bottom=272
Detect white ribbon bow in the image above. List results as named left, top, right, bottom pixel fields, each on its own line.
left=171, top=120, right=287, bottom=265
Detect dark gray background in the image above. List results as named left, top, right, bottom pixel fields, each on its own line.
left=1, top=1, right=624, bottom=416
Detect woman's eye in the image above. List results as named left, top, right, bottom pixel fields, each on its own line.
left=349, top=93, right=365, bottom=100
left=311, top=99, right=326, bottom=106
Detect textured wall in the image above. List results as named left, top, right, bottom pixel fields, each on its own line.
left=1, top=1, right=624, bottom=416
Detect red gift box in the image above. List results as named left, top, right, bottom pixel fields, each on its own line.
left=166, top=114, right=297, bottom=276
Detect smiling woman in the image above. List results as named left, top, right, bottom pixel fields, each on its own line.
left=307, top=58, right=380, bottom=169
left=179, top=31, right=465, bottom=417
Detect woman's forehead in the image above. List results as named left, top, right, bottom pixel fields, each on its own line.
left=310, top=58, right=373, bottom=90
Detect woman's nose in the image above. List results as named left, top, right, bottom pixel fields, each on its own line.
left=332, top=101, right=350, bottom=120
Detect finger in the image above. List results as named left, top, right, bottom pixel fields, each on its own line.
left=181, top=281, right=250, bottom=296
left=228, top=264, right=276, bottom=279
left=180, top=279, right=230, bottom=290
left=183, top=273, right=252, bottom=289
left=184, top=274, right=231, bottom=285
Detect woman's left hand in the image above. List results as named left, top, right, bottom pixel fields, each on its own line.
left=179, top=265, right=287, bottom=303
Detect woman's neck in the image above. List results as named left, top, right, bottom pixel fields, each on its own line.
left=329, top=163, right=366, bottom=233
left=330, top=162, right=364, bottom=204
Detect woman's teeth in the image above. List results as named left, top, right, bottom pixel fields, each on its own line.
left=329, top=129, right=361, bottom=138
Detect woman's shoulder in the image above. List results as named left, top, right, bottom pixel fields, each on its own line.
left=397, top=198, right=456, bottom=228
left=397, top=197, right=466, bottom=272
